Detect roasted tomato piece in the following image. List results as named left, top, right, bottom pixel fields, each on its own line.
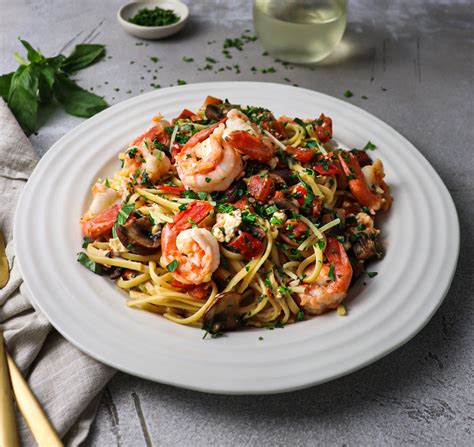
left=228, top=231, right=264, bottom=260
left=314, top=155, right=340, bottom=175
left=203, top=95, right=222, bottom=106
left=247, top=175, right=275, bottom=202
left=314, top=113, right=333, bottom=143
left=232, top=197, right=254, bottom=211
left=156, top=185, right=185, bottom=193
left=350, top=149, right=372, bottom=167
left=289, top=184, right=322, bottom=217
left=261, top=120, right=286, bottom=140
left=176, top=108, right=200, bottom=121
left=290, top=184, right=308, bottom=206
left=285, top=219, right=308, bottom=239
left=286, top=146, right=316, bottom=164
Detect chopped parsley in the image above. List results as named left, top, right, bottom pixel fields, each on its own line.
left=296, top=310, right=305, bottom=321
left=127, top=6, right=180, bottom=27
left=343, top=89, right=354, bottom=98
left=177, top=79, right=187, bottom=85
left=366, top=271, right=378, bottom=278
left=182, top=56, right=194, bottom=62
left=328, top=262, right=335, bottom=281
left=112, top=203, right=135, bottom=238
left=363, top=141, right=377, bottom=151
left=166, top=260, right=178, bottom=272
left=205, top=177, right=212, bottom=183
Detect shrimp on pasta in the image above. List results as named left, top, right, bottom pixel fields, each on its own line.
left=78, top=96, right=392, bottom=336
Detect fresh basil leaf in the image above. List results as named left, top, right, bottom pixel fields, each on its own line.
left=19, top=39, right=44, bottom=63
left=112, top=203, right=135, bottom=238
left=8, top=65, right=38, bottom=135
left=54, top=72, right=107, bottom=117
left=0, top=72, right=13, bottom=101
left=47, top=54, right=66, bottom=70
left=77, top=252, right=103, bottom=275
left=37, top=65, right=55, bottom=104
left=60, top=44, right=105, bottom=74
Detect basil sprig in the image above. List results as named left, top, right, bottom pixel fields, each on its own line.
left=0, top=39, right=108, bottom=135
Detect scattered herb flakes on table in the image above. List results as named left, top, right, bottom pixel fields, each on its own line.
left=0, top=39, right=108, bottom=135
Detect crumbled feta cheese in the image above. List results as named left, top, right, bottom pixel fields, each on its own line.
left=212, top=209, right=242, bottom=243
left=109, top=237, right=129, bottom=253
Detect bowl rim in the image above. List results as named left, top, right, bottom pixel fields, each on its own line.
left=117, top=0, right=189, bottom=31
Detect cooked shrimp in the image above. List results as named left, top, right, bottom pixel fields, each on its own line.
left=298, top=238, right=353, bottom=314
left=338, top=152, right=392, bottom=213
left=122, top=122, right=171, bottom=183
left=224, top=109, right=275, bottom=162
left=81, top=183, right=122, bottom=238
left=176, top=122, right=243, bottom=192
left=161, top=201, right=220, bottom=285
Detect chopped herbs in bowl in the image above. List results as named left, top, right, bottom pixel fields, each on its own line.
left=128, top=6, right=180, bottom=27
left=117, top=1, right=189, bottom=40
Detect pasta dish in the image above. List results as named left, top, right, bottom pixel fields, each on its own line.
left=78, top=96, right=392, bottom=336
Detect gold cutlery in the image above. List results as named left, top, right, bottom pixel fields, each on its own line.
left=0, top=230, right=9, bottom=289
left=0, top=331, right=20, bottom=447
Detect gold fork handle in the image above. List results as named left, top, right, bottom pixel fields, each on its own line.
left=0, top=231, right=9, bottom=289
left=0, top=333, right=19, bottom=447
left=7, top=352, right=63, bottom=446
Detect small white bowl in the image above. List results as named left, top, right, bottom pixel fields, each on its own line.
left=117, top=0, right=189, bottom=40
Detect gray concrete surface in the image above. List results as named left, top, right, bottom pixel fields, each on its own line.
left=1, top=0, right=473, bottom=445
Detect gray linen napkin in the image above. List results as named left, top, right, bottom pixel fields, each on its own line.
left=0, top=98, right=115, bottom=446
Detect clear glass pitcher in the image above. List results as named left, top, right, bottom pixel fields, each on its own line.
left=253, top=0, right=347, bottom=63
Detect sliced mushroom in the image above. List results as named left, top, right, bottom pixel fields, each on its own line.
left=203, top=292, right=241, bottom=333
left=205, top=103, right=239, bottom=121
left=352, top=235, right=383, bottom=261
left=116, top=216, right=162, bottom=255
left=205, top=104, right=225, bottom=121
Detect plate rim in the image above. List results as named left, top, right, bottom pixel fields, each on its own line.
left=14, top=82, right=460, bottom=394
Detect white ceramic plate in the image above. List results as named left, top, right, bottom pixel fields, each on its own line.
left=14, top=82, right=459, bottom=394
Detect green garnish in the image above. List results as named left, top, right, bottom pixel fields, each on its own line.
left=112, top=203, right=135, bottom=238
left=82, top=236, right=92, bottom=249
left=150, top=56, right=159, bottom=63
left=77, top=252, right=103, bottom=275
left=166, top=260, right=178, bottom=272
left=104, top=178, right=110, bottom=188
left=296, top=310, right=305, bottom=321
left=269, top=216, right=282, bottom=225
left=328, top=262, right=335, bottom=281
left=177, top=79, right=187, bottom=85
left=128, top=7, right=180, bottom=27
left=0, top=39, right=107, bottom=135
left=366, top=271, right=378, bottom=278
left=363, top=141, right=377, bottom=151
left=182, top=57, right=194, bottom=62
left=343, top=90, right=354, bottom=98
left=205, top=177, right=211, bottom=183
